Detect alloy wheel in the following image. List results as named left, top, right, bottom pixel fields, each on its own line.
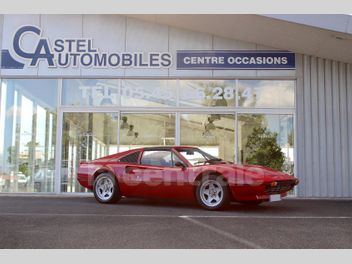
left=199, top=179, right=224, bottom=207
left=95, top=176, right=114, bottom=201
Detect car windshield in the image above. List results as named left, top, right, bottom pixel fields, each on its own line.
left=176, top=148, right=222, bottom=166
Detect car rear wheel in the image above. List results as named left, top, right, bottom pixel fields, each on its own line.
left=196, top=175, right=230, bottom=210
left=93, top=173, right=121, bottom=204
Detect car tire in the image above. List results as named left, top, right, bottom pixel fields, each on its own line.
left=196, top=175, right=230, bottom=210
left=93, top=173, right=121, bottom=204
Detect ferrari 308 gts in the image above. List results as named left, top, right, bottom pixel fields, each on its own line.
left=77, top=146, right=299, bottom=210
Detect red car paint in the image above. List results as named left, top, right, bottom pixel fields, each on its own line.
left=77, top=146, right=299, bottom=203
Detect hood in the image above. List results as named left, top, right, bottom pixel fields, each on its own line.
left=208, top=162, right=295, bottom=183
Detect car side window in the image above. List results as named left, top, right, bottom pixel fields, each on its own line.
left=141, top=151, right=174, bottom=167
left=119, top=151, right=141, bottom=164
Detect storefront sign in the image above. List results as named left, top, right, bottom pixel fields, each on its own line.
left=1, top=25, right=295, bottom=71
left=177, top=50, right=295, bottom=70
left=1, top=25, right=172, bottom=69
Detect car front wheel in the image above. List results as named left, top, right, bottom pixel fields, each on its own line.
left=93, top=173, right=121, bottom=204
left=196, top=175, right=230, bottom=210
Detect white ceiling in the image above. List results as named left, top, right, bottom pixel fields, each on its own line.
left=127, top=14, right=352, bottom=64
left=263, top=14, right=352, bottom=34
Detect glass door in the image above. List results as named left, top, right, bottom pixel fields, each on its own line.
left=60, top=112, right=118, bottom=192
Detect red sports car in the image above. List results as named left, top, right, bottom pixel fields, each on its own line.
left=77, top=146, right=299, bottom=210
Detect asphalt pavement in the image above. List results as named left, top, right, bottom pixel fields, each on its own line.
left=0, top=195, right=351, bottom=248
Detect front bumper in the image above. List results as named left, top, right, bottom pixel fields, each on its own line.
left=264, top=179, right=299, bottom=194
left=230, top=178, right=299, bottom=202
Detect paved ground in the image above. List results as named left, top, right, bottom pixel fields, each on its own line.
left=0, top=195, right=351, bottom=248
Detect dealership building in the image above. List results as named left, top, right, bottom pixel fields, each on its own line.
left=0, top=14, right=351, bottom=198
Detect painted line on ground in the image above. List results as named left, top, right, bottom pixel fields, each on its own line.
left=179, top=215, right=262, bottom=249
left=0, top=212, right=351, bottom=219
left=0, top=213, right=177, bottom=218
left=179, top=215, right=352, bottom=219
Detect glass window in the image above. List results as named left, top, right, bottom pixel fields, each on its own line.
left=237, top=80, right=295, bottom=108
left=177, top=148, right=218, bottom=166
left=121, top=80, right=177, bottom=107
left=119, top=151, right=141, bottom=164
left=141, top=150, right=173, bottom=167
left=180, top=114, right=235, bottom=161
left=0, top=79, right=57, bottom=193
left=119, top=113, right=175, bottom=151
left=179, top=80, right=236, bottom=107
left=61, top=112, right=118, bottom=192
left=238, top=114, right=294, bottom=174
left=62, top=79, right=119, bottom=106
left=178, top=149, right=207, bottom=166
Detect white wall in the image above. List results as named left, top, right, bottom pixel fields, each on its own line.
left=296, top=54, right=352, bottom=197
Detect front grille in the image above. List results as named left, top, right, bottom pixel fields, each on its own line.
left=265, top=180, right=295, bottom=194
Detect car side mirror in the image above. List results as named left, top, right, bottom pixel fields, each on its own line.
left=175, top=161, right=186, bottom=169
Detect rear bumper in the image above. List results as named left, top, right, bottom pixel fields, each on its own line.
left=77, top=172, right=93, bottom=189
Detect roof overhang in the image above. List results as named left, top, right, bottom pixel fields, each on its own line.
left=127, top=14, right=352, bottom=63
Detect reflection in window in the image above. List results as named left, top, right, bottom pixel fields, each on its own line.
left=0, top=79, right=57, bottom=193
left=61, top=113, right=118, bottom=192
left=178, top=149, right=207, bottom=166
left=141, top=151, right=173, bottom=167
left=180, top=114, right=235, bottom=161
left=238, top=114, right=294, bottom=174
left=62, top=79, right=119, bottom=106
left=61, top=79, right=295, bottom=109
left=121, top=80, right=177, bottom=107
left=179, top=80, right=236, bottom=107
left=119, top=114, right=175, bottom=151
left=238, top=80, right=295, bottom=108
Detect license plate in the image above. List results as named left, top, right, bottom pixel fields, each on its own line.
left=269, top=194, right=281, bottom=202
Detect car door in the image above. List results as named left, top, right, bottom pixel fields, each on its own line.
left=122, top=149, right=192, bottom=199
